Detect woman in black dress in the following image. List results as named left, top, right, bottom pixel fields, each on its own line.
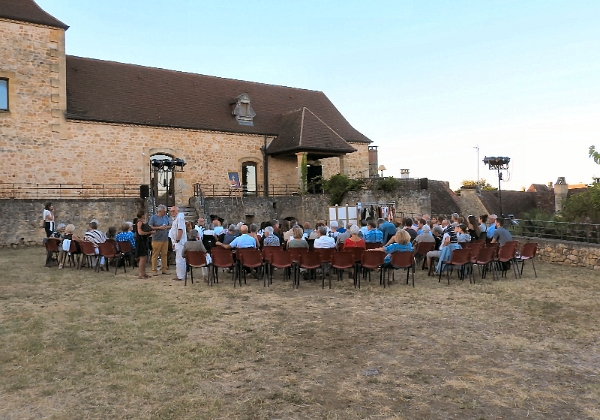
left=135, top=210, right=155, bottom=279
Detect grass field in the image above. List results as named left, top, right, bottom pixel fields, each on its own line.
left=1, top=247, right=599, bottom=419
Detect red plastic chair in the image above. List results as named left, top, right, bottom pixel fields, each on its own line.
left=117, top=240, right=134, bottom=267
left=473, top=246, right=496, bottom=281
left=78, top=240, right=98, bottom=270
left=210, top=247, right=236, bottom=286
left=516, top=242, right=538, bottom=277
left=439, top=248, right=473, bottom=284
left=184, top=250, right=210, bottom=286
left=298, top=251, right=323, bottom=289
left=330, top=252, right=354, bottom=288
left=358, top=250, right=385, bottom=289
left=97, top=241, right=124, bottom=274
left=365, top=242, right=382, bottom=250
left=269, top=249, right=293, bottom=284
left=495, top=242, right=520, bottom=279
left=44, top=238, right=61, bottom=267
left=239, top=248, right=264, bottom=286
left=414, top=241, right=435, bottom=270
left=388, top=251, right=416, bottom=287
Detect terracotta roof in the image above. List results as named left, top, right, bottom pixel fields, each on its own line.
left=267, top=107, right=356, bottom=156
left=65, top=56, right=371, bottom=148
left=0, top=0, right=68, bottom=29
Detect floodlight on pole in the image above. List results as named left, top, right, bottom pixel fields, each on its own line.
left=483, top=156, right=510, bottom=217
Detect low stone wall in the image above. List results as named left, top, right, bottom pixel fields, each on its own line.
left=514, top=236, right=600, bottom=270
left=0, top=198, right=144, bottom=247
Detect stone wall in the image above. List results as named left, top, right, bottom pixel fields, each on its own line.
left=514, top=236, right=599, bottom=271
left=0, top=198, right=144, bottom=246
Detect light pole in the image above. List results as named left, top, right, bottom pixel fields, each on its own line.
left=483, top=156, right=510, bottom=217
left=473, top=145, right=480, bottom=184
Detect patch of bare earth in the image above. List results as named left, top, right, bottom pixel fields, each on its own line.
left=1, top=247, right=599, bottom=419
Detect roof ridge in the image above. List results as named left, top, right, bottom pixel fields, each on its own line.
left=303, top=107, right=347, bottom=143
left=298, top=107, right=306, bottom=147
left=67, top=55, right=322, bottom=93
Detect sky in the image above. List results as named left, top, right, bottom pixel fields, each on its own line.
left=36, top=0, right=600, bottom=190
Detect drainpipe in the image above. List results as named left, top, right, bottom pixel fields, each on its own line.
left=262, top=136, right=269, bottom=197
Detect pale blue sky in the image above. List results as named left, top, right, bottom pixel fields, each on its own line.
left=37, top=0, right=600, bottom=189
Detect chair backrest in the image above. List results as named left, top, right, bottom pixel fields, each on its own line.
left=468, top=243, right=483, bottom=261
left=288, top=247, right=309, bottom=263
left=69, top=239, right=80, bottom=253
left=235, top=247, right=254, bottom=264
left=117, top=241, right=133, bottom=254
left=520, top=242, right=538, bottom=259
left=315, top=247, right=335, bottom=263
left=349, top=247, right=365, bottom=262
left=306, top=238, right=315, bottom=251
left=448, top=248, right=471, bottom=265
left=79, top=240, right=96, bottom=256
left=45, top=238, right=60, bottom=252
left=185, top=250, right=208, bottom=267
left=461, top=242, right=474, bottom=250
left=360, top=250, right=385, bottom=268
left=262, top=246, right=276, bottom=262
left=270, top=249, right=292, bottom=267
left=365, top=242, right=382, bottom=250
left=300, top=251, right=323, bottom=268
left=240, top=248, right=263, bottom=267
left=211, top=248, right=235, bottom=267
left=336, top=242, right=345, bottom=252
left=98, top=241, right=117, bottom=257
left=331, top=251, right=355, bottom=269
left=475, top=246, right=495, bottom=264
left=497, top=243, right=517, bottom=260
left=415, top=241, right=435, bottom=255
left=390, top=251, right=415, bottom=268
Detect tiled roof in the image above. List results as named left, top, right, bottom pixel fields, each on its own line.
left=0, top=0, right=68, bottom=29
left=65, top=56, right=371, bottom=148
left=267, top=107, right=357, bottom=156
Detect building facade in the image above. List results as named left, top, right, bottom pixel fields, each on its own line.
left=0, top=0, right=372, bottom=206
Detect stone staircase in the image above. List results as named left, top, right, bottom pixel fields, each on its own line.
left=177, top=205, right=198, bottom=224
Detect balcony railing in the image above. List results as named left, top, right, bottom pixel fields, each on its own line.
left=509, top=219, right=600, bottom=244
left=194, top=184, right=301, bottom=198
left=0, top=183, right=140, bottom=199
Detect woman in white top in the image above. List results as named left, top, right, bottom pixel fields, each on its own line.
left=42, top=202, right=55, bottom=237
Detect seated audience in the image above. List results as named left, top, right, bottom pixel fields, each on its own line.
left=216, top=224, right=257, bottom=249
left=343, top=224, right=366, bottom=249
left=262, top=226, right=281, bottom=247
left=491, top=217, right=513, bottom=246
left=363, top=220, right=383, bottom=243
left=314, top=226, right=336, bottom=249
left=288, top=227, right=309, bottom=249
left=370, top=229, right=413, bottom=265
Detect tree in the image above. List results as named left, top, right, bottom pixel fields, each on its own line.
left=560, top=184, right=600, bottom=223
left=590, top=145, right=600, bottom=165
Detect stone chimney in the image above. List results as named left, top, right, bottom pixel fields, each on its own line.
left=554, top=177, right=568, bottom=213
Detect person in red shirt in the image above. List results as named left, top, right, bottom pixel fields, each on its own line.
left=343, top=225, right=366, bottom=249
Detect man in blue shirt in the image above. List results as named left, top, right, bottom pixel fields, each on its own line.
left=216, top=224, right=257, bottom=249
left=486, top=214, right=497, bottom=241
left=364, top=220, right=383, bottom=243
left=378, top=218, right=397, bottom=245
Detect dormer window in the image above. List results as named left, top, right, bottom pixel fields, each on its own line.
left=232, top=93, right=256, bottom=126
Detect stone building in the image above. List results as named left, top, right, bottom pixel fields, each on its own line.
left=0, top=0, right=372, bottom=206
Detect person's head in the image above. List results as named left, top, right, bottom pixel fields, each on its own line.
left=188, top=229, right=199, bottom=241
left=44, top=202, right=53, bottom=211
left=403, top=217, right=413, bottom=228
left=249, top=223, right=258, bottom=233
left=349, top=224, right=360, bottom=235
left=417, top=218, right=426, bottom=229
left=120, top=223, right=129, bottom=233
left=441, top=219, right=449, bottom=228
left=488, top=214, right=497, bottom=223
left=367, top=220, right=377, bottom=230
left=271, top=219, right=279, bottom=229
left=480, top=214, right=488, bottom=224
left=422, top=224, right=431, bottom=234
left=318, top=226, right=328, bottom=236
left=125, top=221, right=133, bottom=231
left=169, top=206, right=179, bottom=217
left=395, top=229, right=411, bottom=245
left=455, top=223, right=467, bottom=234
left=292, top=227, right=304, bottom=240
left=377, top=218, right=385, bottom=227
left=451, top=213, right=459, bottom=223
left=228, top=224, right=236, bottom=234
left=264, top=226, right=274, bottom=236
left=65, top=224, right=76, bottom=234
left=496, top=217, right=505, bottom=227
left=156, top=204, right=167, bottom=216
left=197, top=217, right=205, bottom=227
left=433, top=226, right=443, bottom=237
left=330, top=221, right=338, bottom=230
left=106, top=226, right=117, bottom=239
left=431, top=216, right=439, bottom=225
left=458, top=216, right=466, bottom=225
left=137, top=210, right=146, bottom=222
left=56, top=223, right=66, bottom=234
left=468, top=215, right=478, bottom=229
left=281, top=220, right=290, bottom=232
left=89, top=221, right=98, bottom=230
left=360, top=219, right=367, bottom=227
left=185, top=221, right=193, bottom=233
left=239, top=224, right=249, bottom=234
left=422, top=213, right=431, bottom=221
left=303, top=222, right=312, bottom=230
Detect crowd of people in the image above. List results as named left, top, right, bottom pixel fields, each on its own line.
left=43, top=200, right=514, bottom=281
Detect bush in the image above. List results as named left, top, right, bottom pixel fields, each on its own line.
left=322, top=174, right=364, bottom=206
left=560, top=185, right=600, bottom=223
left=375, top=177, right=401, bottom=192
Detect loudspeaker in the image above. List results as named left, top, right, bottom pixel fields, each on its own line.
left=420, top=178, right=428, bottom=190
left=140, top=184, right=150, bottom=198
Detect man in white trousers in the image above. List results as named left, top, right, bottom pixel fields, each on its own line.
left=168, top=206, right=187, bottom=281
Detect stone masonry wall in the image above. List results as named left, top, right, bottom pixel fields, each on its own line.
left=514, top=236, right=599, bottom=271
left=0, top=198, right=144, bottom=246
left=0, top=18, right=67, bottom=183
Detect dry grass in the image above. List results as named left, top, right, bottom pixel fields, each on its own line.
left=1, top=247, right=599, bottom=419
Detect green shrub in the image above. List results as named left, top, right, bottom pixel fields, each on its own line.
left=322, top=174, right=364, bottom=205
left=375, top=177, right=401, bottom=192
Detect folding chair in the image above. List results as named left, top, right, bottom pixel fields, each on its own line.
left=298, top=251, right=323, bottom=289
left=439, top=248, right=473, bottom=284
left=330, top=252, right=354, bottom=288
left=97, top=241, right=124, bottom=274
left=185, top=250, right=210, bottom=286
left=211, top=247, right=236, bottom=285
left=516, top=242, right=538, bottom=277
left=358, top=250, right=385, bottom=288
left=388, top=251, right=416, bottom=287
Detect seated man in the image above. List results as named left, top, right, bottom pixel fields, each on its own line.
left=262, top=226, right=281, bottom=247
left=216, top=224, right=257, bottom=249
left=84, top=220, right=107, bottom=267
left=413, top=224, right=435, bottom=246
left=314, top=226, right=336, bottom=249
left=486, top=214, right=497, bottom=242
left=222, top=224, right=238, bottom=245
left=402, top=217, right=418, bottom=242
left=378, top=218, right=397, bottom=245
left=491, top=217, right=513, bottom=246
left=363, top=220, right=383, bottom=244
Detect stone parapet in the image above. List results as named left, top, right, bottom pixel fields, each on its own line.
left=514, top=235, right=599, bottom=271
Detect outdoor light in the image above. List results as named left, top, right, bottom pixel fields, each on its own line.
left=483, top=156, right=510, bottom=217
left=378, top=165, right=386, bottom=177
left=173, top=158, right=186, bottom=170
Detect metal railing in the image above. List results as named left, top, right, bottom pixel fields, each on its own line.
left=0, top=183, right=140, bottom=199
left=194, top=184, right=301, bottom=198
left=509, top=219, right=600, bottom=244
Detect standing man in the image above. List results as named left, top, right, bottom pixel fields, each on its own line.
left=149, top=204, right=171, bottom=276
left=169, top=206, right=187, bottom=281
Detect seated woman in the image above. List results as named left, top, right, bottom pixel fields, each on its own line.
left=287, top=227, right=309, bottom=249
left=370, top=229, right=413, bottom=266
left=456, top=223, right=471, bottom=243
left=58, top=224, right=82, bottom=269
left=343, top=224, right=366, bottom=250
